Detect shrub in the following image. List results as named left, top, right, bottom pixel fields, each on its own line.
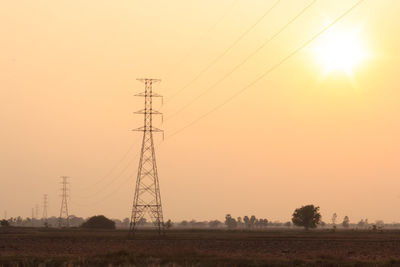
left=81, top=215, right=115, bottom=229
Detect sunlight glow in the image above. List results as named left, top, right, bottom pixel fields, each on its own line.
left=313, top=27, right=369, bottom=76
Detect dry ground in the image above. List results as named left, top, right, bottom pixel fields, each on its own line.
left=1, top=227, right=400, bottom=266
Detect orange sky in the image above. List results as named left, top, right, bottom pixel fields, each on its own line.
left=1, top=0, right=400, bottom=223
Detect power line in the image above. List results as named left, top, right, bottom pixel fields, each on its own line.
left=64, top=0, right=364, bottom=205
left=166, top=0, right=241, bottom=79
left=65, top=1, right=277, bottom=203
left=77, top=0, right=273, bottom=199
left=165, top=0, right=365, bottom=140
left=166, top=0, right=281, bottom=103
left=76, top=151, right=140, bottom=199
left=165, top=0, right=316, bottom=122
left=68, top=1, right=316, bottom=205
left=78, top=141, right=137, bottom=192
left=70, top=171, right=136, bottom=207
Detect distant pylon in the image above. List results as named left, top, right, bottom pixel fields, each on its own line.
left=130, top=78, right=164, bottom=235
left=35, top=204, right=39, bottom=219
left=31, top=208, right=34, bottom=226
left=59, top=176, right=69, bottom=227
left=43, top=194, right=48, bottom=223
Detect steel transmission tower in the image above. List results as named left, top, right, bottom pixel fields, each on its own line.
left=43, top=194, right=48, bottom=223
left=35, top=204, right=39, bottom=219
left=59, top=176, right=69, bottom=227
left=31, top=208, right=34, bottom=226
left=130, top=78, right=164, bottom=235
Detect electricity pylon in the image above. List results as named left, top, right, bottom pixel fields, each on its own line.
left=130, top=78, right=164, bottom=235
left=31, top=208, right=34, bottom=227
left=42, top=194, right=48, bottom=223
left=35, top=204, right=39, bottom=219
left=59, top=176, right=69, bottom=227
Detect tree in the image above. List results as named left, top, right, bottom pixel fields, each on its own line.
left=257, top=218, right=268, bottom=229
left=291, top=205, right=321, bottom=230
left=225, top=214, right=237, bottom=229
left=250, top=215, right=257, bottom=228
left=237, top=217, right=243, bottom=228
left=243, top=216, right=250, bottom=228
left=122, top=218, right=130, bottom=229
left=180, top=220, right=188, bottom=227
left=342, top=216, right=350, bottom=228
left=0, top=219, right=9, bottom=227
left=375, top=220, right=384, bottom=229
left=81, top=215, right=116, bottom=229
left=164, top=219, right=173, bottom=229
left=357, top=219, right=365, bottom=228
left=209, top=220, right=222, bottom=228
left=137, top=218, right=147, bottom=226
left=331, top=213, right=337, bottom=225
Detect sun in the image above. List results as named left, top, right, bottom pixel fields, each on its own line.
left=313, top=27, right=368, bottom=76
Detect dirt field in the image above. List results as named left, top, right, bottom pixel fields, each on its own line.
left=1, top=227, right=400, bottom=266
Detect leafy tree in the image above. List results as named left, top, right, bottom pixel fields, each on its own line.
left=256, top=218, right=268, bottom=228
left=122, top=218, right=130, bottom=228
left=164, top=219, right=173, bottom=229
left=291, top=205, right=321, bottom=230
left=137, top=218, right=147, bottom=225
left=250, top=215, right=257, bottom=228
left=209, top=220, right=222, bottom=228
left=331, top=213, right=337, bottom=225
left=180, top=220, right=188, bottom=227
left=0, top=219, right=9, bottom=227
left=375, top=220, right=384, bottom=229
left=342, top=216, right=350, bottom=228
left=243, top=216, right=250, bottom=228
left=225, top=214, right=237, bottom=229
left=237, top=217, right=243, bottom=228
left=357, top=219, right=365, bottom=228
left=81, top=215, right=115, bottom=229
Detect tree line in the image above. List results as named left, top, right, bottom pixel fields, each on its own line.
left=0, top=204, right=395, bottom=230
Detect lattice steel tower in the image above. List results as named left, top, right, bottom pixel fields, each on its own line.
left=130, top=78, right=164, bottom=234
left=42, top=194, right=48, bottom=223
left=59, top=176, right=69, bottom=227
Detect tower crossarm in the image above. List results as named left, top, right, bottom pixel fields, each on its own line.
left=133, top=126, right=163, bottom=133
left=135, top=92, right=163, bottom=98
left=136, top=78, right=161, bottom=83
left=134, top=109, right=163, bottom=115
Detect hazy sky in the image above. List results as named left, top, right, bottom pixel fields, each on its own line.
left=1, top=0, right=400, bottom=223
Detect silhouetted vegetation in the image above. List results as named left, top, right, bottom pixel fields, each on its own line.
left=224, top=214, right=269, bottom=230
left=0, top=219, right=9, bottom=227
left=81, top=215, right=115, bottom=230
left=164, top=219, right=173, bottom=229
left=224, top=214, right=237, bottom=229
left=292, top=204, right=321, bottom=230
left=2, top=208, right=400, bottom=231
left=342, top=216, right=350, bottom=228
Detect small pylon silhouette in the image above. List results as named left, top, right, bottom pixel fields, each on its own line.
left=43, top=194, right=48, bottom=224
left=59, top=176, right=69, bottom=227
